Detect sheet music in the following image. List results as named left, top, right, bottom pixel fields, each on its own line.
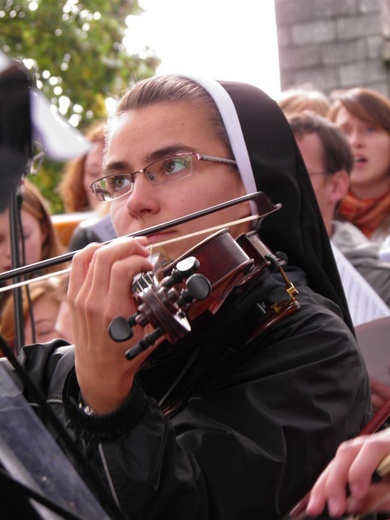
left=355, top=317, right=390, bottom=386
left=331, top=243, right=390, bottom=326
left=0, top=364, right=111, bottom=520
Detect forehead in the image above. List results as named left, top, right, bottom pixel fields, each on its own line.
left=85, top=141, right=105, bottom=166
left=35, top=293, right=60, bottom=311
left=296, top=133, right=324, bottom=165
left=0, top=210, right=10, bottom=229
left=334, top=106, right=363, bottom=126
left=21, top=209, right=40, bottom=228
left=297, top=132, right=323, bottom=152
left=106, top=101, right=222, bottom=162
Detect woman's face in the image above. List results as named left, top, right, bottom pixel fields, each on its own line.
left=107, top=100, right=251, bottom=260
left=20, top=209, right=47, bottom=266
left=0, top=210, right=12, bottom=274
left=334, top=106, right=390, bottom=198
left=24, top=293, right=61, bottom=344
left=83, top=140, right=105, bottom=211
left=0, top=209, right=46, bottom=277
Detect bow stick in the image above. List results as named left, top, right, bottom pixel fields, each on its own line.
left=0, top=191, right=280, bottom=283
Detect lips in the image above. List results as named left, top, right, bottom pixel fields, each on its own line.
left=355, top=155, right=367, bottom=164
left=145, top=231, right=176, bottom=247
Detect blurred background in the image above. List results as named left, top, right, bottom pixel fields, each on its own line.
left=0, top=0, right=388, bottom=213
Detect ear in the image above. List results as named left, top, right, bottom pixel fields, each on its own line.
left=328, top=170, right=349, bottom=204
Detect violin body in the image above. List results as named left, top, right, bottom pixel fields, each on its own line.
left=109, top=228, right=301, bottom=361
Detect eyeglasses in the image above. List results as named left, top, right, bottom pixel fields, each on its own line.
left=90, top=152, right=237, bottom=202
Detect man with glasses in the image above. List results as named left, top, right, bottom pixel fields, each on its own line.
left=288, top=110, right=390, bottom=314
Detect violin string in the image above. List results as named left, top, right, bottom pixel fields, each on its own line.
left=0, top=214, right=259, bottom=294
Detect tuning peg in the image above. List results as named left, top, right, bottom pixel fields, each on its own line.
left=176, top=274, right=211, bottom=307
left=162, top=256, right=200, bottom=288
left=125, top=327, right=164, bottom=360
left=108, top=314, right=137, bottom=342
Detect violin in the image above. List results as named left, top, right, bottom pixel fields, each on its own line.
left=109, top=226, right=300, bottom=362
left=0, top=190, right=300, bottom=362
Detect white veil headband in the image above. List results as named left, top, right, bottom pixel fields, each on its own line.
left=178, top=75, right=257, bottom=212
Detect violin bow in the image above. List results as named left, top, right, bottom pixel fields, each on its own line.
left=0, top=191, right=281, bottom=283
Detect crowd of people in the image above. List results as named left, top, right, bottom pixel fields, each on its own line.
left=0, top=75, right=388, bottom=519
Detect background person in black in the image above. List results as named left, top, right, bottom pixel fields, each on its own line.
left=6, top=75, right=371, bottom=520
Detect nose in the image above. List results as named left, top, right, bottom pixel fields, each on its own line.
left=348, top=127, right=363, bottom=148
left=125, top=170, right=160, bottom=217
left=3, top=236, right=12, bottom=259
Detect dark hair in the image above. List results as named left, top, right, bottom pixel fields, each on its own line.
left=328, top=87, right=390, bottom=133
left=288, top=111, right=354, bottom=175
left=113, top=75, right=232, bottom=154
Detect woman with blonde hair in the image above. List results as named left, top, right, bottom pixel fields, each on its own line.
left=277, top=85, right=331, bottom=117
left=21, top=179, right=65, bottom=269
left=0, top=178, right=66, bottom=319
left=57, top=120, right=116, bottom=250
left=0, top=178, right=65, bottom=279
left=58, top=120, right=106, bottom=213
left=0, top=275, right=70, bottom=351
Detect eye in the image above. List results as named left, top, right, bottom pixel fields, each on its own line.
left=162, top=156, right=190, bottom=177
left=20, top=227, right=31, bottom=240
left=144, top=155, right=192, bottom=185
left=106, top=174, right=132, bottom=193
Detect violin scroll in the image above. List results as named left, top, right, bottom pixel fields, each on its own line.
left=109, top=227, right=300, bottom=362
left=108, top=256, right=212, bottom=358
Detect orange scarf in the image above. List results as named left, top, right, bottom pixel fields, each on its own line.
left=338, top=189, right=390, bottom=238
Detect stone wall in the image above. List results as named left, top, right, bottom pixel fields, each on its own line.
left=274, top=0, right=390, bottom=96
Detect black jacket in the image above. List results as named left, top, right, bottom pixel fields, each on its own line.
left=15, top=268, right=371, bottom=520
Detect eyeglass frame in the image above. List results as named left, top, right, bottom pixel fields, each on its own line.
left=90, top=151, right=238, bottom=202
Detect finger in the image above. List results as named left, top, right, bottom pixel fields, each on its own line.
left=371, top=392, right=387, bottom=413
left=370, top=378, right=390, bottom=393
left=306, top=439, right=366, bottom=518
left=348, top=434, right=390, bottom=499
left=305, top=466, right=332, bottom=516
left=68, top=242, right=102, bottom=299
left=87, top=243, right=152, bottom=319
left=69, top=237, right=150, bottom=308
left=347, top=481, right=390, bottom=514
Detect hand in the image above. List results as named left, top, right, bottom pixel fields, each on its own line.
left=305, top=429, right=390, bottom=518
left=370, top=378, right=390, bottom=413
left=68, top=237, right=158, bottom=415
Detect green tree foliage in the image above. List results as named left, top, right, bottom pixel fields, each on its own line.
left=0, top=0, right=160, bottom=212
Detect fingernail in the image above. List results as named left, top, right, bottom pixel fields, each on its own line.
left=328, top=498, right=342, bottom=517
left=346, top=497, right=361, bottom=514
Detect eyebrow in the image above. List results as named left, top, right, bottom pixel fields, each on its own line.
left=33, top=319, right=56, bottom=328
left=104, top=144, right=196, bottom=174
